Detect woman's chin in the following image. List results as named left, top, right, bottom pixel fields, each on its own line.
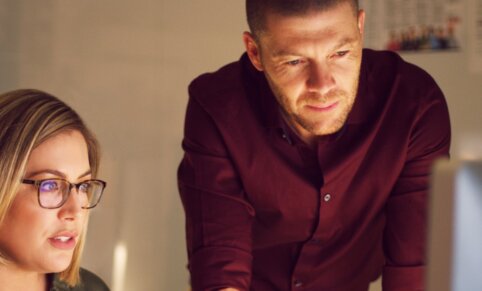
left=46, top=253, right=74, bottom=273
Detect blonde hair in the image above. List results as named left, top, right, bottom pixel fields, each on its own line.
left=0, top=89, right=100, bottom=286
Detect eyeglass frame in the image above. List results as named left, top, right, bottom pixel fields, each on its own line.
left=21, top=178, right=107, bottom=209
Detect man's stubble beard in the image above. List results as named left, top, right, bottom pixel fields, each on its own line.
left=265, top=73, right=359, bottom=137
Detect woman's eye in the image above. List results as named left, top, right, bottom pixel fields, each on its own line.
left=79, top=183, right=90, bottom=193
left=40, top=180, right=59, bottom=192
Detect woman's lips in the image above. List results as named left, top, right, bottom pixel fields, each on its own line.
left=48, top=232, right=77, bottom=250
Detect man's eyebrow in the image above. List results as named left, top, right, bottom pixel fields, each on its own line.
left=271, top=48, right=301, bottom=58
left=332, top=37, right=357, bottom=50
left=270, top=37, right=358, bottom=59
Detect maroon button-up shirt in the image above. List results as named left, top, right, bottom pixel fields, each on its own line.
left=178, top=49, right=451, bottom=291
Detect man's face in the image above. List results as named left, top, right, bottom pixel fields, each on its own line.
left=244, top=2, right=365, bottom=142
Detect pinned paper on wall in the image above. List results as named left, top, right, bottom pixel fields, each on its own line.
left=360, top=0, right=464, bottom=53
left=468, top=0, right=482, bottom=73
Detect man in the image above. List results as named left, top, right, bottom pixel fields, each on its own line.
left=178, top=0, right=451, bottom=290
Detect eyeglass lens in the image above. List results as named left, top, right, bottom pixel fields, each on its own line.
left=38, top=179, right=103, bottom=208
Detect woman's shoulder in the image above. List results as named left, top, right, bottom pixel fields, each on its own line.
left=78, top=268, right=110, bottom=290
left=51, top=268, right=110, bottom=291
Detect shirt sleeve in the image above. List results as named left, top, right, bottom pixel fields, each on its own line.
left=178, top=94, right=255, bottom=291
left=382, top=86, right=451, bottom=291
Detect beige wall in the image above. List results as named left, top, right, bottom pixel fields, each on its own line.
left=1, top=1, right=480, bottom=290
left=1, top=1, right=247, bottom=290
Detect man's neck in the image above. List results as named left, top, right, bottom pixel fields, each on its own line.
left=280, top=111, right=317, bottom=149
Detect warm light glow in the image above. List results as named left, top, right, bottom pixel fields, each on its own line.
left=458, top=135, right=482, bottom=160
left=112, top=241, right=128, bottom=291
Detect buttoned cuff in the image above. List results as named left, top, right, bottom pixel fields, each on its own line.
left=382, top=265, right=425, bottom=291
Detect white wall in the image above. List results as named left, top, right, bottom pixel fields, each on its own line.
left=0, top=1, right=480, bottom=291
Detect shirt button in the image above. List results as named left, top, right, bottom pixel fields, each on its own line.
left=294, top=279, right=303, bottom=288
left=324, top=194, right=331, bottom=202
left=281, top=133, right=293, bottom=145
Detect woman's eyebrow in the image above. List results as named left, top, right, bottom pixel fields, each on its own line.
left=78, top=170, right=92, bottom=179
left=25, top=169, right=66, bottom=179
left=25, top=169, right=92, bottom=179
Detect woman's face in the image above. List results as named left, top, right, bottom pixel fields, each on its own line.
left=0, top=130, right=90, bottom=274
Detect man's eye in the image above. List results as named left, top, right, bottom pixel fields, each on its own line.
left=334, top=51, right=349, bottom=57
left=286, top=59, right=301, bottom=66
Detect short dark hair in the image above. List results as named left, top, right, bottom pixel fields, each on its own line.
left=246, top=0, right=359, bottom=38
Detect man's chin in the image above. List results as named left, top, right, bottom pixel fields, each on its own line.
left=306, top=120, right=346, bottom=136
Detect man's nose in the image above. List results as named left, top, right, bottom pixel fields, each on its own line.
left=307, top=62, right=336, bottom=95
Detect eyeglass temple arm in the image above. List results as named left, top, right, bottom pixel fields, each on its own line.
left=21, top=179, right=37, bottom=185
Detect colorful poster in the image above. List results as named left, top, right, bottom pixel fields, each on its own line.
left=360, top=0, right=464, bottom=53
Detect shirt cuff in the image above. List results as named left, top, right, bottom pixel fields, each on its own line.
left=190, top=247, right=252, bottom=291
left=382, top=265, right=425, bottom=291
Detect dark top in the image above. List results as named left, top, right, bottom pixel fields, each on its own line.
left=50, top=268, right=110, bottom=291
left=178, top=49, right=451, bottom=291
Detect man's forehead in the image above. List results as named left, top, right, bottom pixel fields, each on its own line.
left=263, top=3, right=358, bottom=30
left=263, top=1, right=357, bottom=20
left=259, top=9, right=360, bottom=49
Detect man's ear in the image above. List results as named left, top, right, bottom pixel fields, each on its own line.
left=243, top=31, right=264, bottom=71
left=357, top=9, right=365, bottom=36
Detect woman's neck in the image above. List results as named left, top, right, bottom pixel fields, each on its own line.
left=0, top=263, right=48, bottom=291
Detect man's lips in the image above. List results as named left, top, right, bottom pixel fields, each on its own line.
left=305, top=101, right=339, bottom=112
left=48, top=231, right=78, bottom=250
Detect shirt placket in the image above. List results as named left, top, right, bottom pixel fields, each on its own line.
left=290, top=141, right=339, bottom=290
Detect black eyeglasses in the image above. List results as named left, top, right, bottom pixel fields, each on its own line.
left=22, top=178, right=107, bottom=209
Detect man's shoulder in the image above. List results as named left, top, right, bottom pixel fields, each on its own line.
left=354, top=49, right=446, bottom=127
left=189, top=54, right=262, bottom=122
left=362, top=49, right=442, bottom=110
left=363, top=49, right=436, bottom=85
left=188, top=54, right=256, bottom=114
left=189, top=57, right=245, bottom=99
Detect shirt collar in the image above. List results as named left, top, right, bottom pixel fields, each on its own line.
left=241, top=53, right=281, bottom=130
left=345, top=49, right=372, bottom=125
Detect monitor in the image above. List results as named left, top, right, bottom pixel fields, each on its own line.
left=426, top=159, right=482, bottom=291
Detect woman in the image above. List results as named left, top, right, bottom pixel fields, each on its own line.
left=0, top=89, right=109, bottom=290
